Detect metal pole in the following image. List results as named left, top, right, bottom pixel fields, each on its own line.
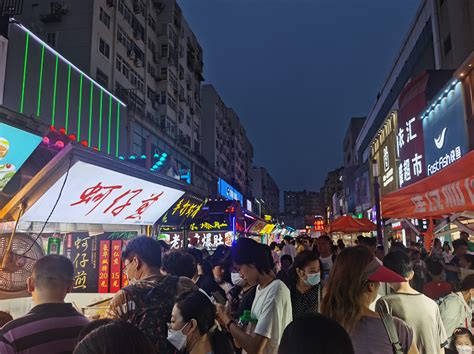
left=374, top=176, right=383, bottom=246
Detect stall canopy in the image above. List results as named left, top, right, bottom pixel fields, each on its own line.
left=0, top=143, right=197, bottom=232
left=382, top=151, right=474, bottom=219
left=325, top=215, right=377, bottom=233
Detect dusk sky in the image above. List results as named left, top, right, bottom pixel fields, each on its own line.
left=179, top=0, right=420, bottom=192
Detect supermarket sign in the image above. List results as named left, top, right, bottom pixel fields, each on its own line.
left=21, top=161, right=184, bottom=225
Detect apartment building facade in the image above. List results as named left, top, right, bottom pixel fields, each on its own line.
left=17, top=0, right=213, bottom=193
left=250, top=167, right=280, bottom=217
left=201, top=84, right=254, bottom=199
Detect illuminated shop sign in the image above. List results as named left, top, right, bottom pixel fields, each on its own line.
left=370, top=112, right=399, bottom=195
left=218, top=178, right=243, bottom=205
left=0, top=123, right=42, bottom=191
left=158, top=195, right=206, bottom=226
left=422, top=80, right=468, bottom=176
left=21, top=161, right=184, bottom=225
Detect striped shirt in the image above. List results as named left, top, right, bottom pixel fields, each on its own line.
left=0, top=303, right=90, bottom=354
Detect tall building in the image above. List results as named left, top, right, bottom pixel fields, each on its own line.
left=17, top=0, right=213, bottom=193
left=283, top=191, right=322, bottom=216
left=201, top=84, right=254, bottom=197
left=342, top=117, right=366, bottom=214
left=250, top=167, right=280, bottom=217
left=320, top=168, right=343, bottom=220
left=355, top=0, right=474, bottom=166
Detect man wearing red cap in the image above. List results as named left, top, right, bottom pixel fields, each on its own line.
left=376, top=251, right=448, bottom=354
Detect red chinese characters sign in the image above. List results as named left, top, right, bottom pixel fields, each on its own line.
left=382, top=151, right=474, bottom=219
left=20, top=161, right=185, bottom=225
left=110, top=241, right=122, bottom=293
left=98, top=241, right=110, bottom=293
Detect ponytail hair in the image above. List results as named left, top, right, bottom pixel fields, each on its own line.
left=175, top=291, right=235, bottom=354
left=288, top=250, right=321, bottom=289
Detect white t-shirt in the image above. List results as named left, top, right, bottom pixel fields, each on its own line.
left=320, top=255, right=334, bottom=281
left=281, top=244, right=296, bottom=259
left=248, top=279, right=293, bottom=354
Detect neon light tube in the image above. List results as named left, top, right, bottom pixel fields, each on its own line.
left=77, top=74, right=83, bottom=140
left=11, top=20, right=126, bottom=107
left=65, top=65, right=72, bottom=131
left=36, top=45, right=45, bottom=117
left=51, top=55, right=59, bottom=125
left=20, top=32, right=29, bottom=113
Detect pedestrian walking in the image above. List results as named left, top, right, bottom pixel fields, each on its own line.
left=287, top=250, right=322, bottom=318
left=321, top=246, right=417, bottom=354
left=216, top=238, right=292, bottom=354
left=105, top=236, right=197, bottom=353
left=377, top=251, right=448, bottom=354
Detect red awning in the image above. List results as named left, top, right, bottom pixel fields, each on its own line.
left=326, top=215, right=376, bottom=233
left=382, top=151, right=474, bottom=219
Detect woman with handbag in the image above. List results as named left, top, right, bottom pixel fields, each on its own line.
left=321, top=246, right=419, bottom=354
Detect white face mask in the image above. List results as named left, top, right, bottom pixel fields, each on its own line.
left=167, top=322, right=189, bottom=351
left=456, top=345, right=472, bottom=354
left=231, top=272, right=246, bottom=287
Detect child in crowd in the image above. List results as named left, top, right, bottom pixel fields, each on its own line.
left=450, top=327, right=473, bottom=354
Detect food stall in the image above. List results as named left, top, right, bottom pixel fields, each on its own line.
left=325, top=215, right=377, bottom=245
left=0, top=132, right=194, bottom=316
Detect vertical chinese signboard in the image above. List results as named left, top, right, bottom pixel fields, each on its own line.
left=67, top=233, right=98, bottom=293
left=398, top=73, right=428, bottom=188
left=370, top=112, right=399, bottom=196
left=110, top=240, right=123, bottom=293
left=98, top=241, right=110, bottom=293
left=66, top=233, right=131, bottom=293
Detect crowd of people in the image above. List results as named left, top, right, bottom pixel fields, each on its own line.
left=0, top=232, right=473, bottom=354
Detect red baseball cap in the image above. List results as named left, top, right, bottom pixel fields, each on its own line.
left=363, top=259, right=407, bottom=283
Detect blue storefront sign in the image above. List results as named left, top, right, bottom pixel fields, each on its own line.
left=218, top=178, right=243, bottom=205
left=422, top=80, right=469, bottom=176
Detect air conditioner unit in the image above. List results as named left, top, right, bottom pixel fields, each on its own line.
left=152, top=101, right=159, bottom=110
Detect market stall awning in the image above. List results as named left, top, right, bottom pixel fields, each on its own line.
left=0, top=144, right=197, bottom=231
left=325, top=215, right=377, bottom=233
left=382, top=151, right=474, bottom=219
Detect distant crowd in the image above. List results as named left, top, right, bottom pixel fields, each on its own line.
left=0, top=232, right=473, bottom=354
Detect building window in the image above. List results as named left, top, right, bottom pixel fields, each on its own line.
left=46, top=32, right=57, bottom=48
left=96, top=68, right=109, bottom=88
left=99, top=7, right=110, bottom=29
left=443, top=34, right=452, bottom=55
left=186, top=115, right=191, bottom=126
left=161, top=44, right=168, bottom=58
left=160, top=67, right=168, bottom=80
left=99, top=37, right=110, bottom=59
left=148, top=15, right=156, bottom=32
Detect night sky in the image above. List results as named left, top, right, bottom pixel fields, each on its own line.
left=179, top=0, right=420, bottom=192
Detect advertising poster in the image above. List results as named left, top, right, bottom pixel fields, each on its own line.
left=0, top=123, right=42, bottom=191
left=423, top=82, right=469, bottom=176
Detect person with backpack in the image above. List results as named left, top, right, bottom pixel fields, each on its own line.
left=105, top=236, right=197, bottom=353
left=377, top=251, right=448, bottom=354
left=439, top=275, right=474, bottom=343
left=321, top=246, right=418, bottom=354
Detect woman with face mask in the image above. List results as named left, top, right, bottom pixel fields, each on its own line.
left=168, top=290, right=235, bottom=354
left=287, top=250, right=322, bottom=318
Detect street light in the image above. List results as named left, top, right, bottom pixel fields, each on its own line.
left=372, top=159, right=384, bottom=248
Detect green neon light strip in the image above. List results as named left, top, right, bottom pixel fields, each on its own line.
left=36, top=45, right=45, bottom=117
left=116, top=103, right=120, bottom=157
left=65, top=65, right=72, bottom=131
left=77, top=74, right=83, bottom=141
left=20, top=32, right=30, bottom=113
left=98, top=89, right=103, bottom=151
left=88, top=82, right=94, bottom=144
left=107, top=95, right=112, bottom=154
left=51, top=55, right=59, bottom=125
